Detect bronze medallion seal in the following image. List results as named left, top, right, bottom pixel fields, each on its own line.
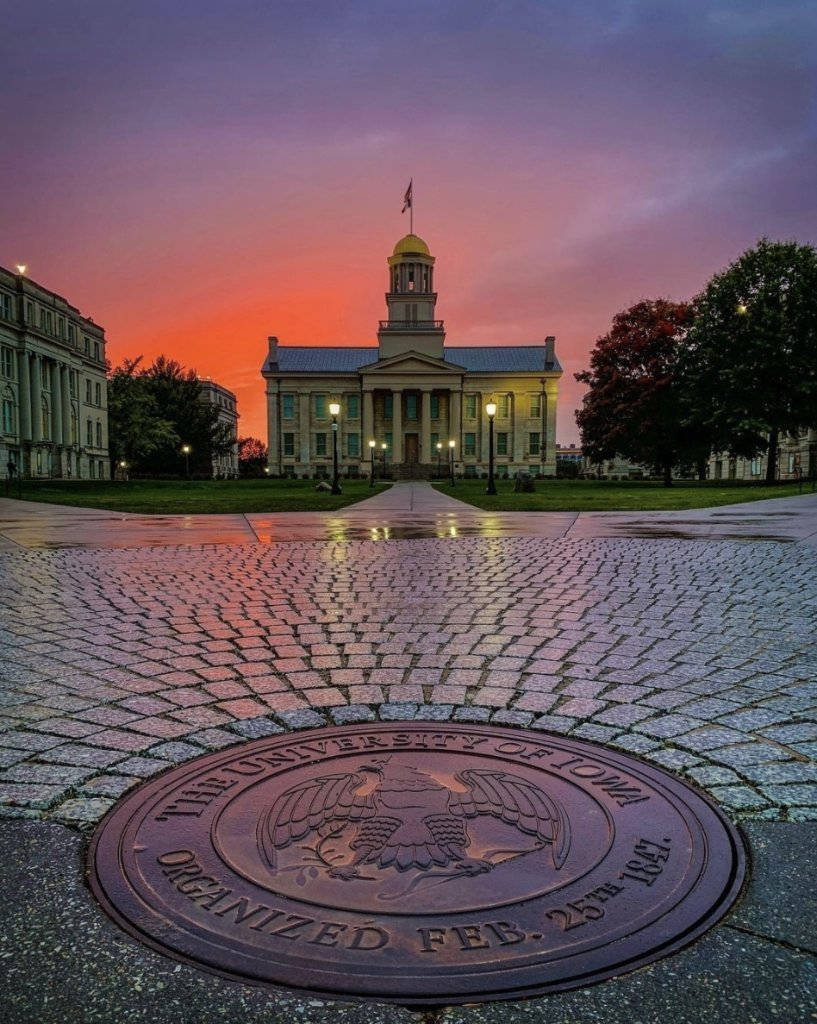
left=88, top=723, right=745, bottom=1004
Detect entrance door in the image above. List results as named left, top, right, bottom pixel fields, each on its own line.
left=405, top=433, right=419, bottom=468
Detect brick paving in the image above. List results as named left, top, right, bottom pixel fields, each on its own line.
left=1, top=534, right=816, bottom=826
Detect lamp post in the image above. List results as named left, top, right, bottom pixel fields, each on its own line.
left=118, top=459, right=128, bottom=482
left=448, top=439, right=456, bottom=486
left=485, top=402, right=497, bottom=495
left=368, top=439, right=376, bottom=487
left=180, top=443, right=191, bottom=480
left=436, top=441, right=443, bottom=479
left=329, top=402, right=341, bottom=494
left=380, top=442, right=388, bottom=478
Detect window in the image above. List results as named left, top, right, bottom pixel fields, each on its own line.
left=71, top=405, right=78, bottom=443
left=85, top=379, right=92, bottom=403
left=422, top=266, right=429, bottom=292
left=93, top=341, right=100, bottom=361
left=88, top=458, right=95, bottom=479
left=69, top=371, right=76, bottom=397
left=2, top=393, right=15, bottom=433
left=384, top=394, right=393, bottom=419
left=42, top=399, right=50, bottom=439
left=750, top=458, right=761, bottom=476
left=315, top=432, right=327, bottom=456
left=68, top=324, right=76, bottom=345
left=464, top=432, right=476, bottom=456
left=0, top=293, right=11, bottom=319
left=529, top=431, right=541, bottom=455
left=83, top=336, right=90, bottom=355
left=465, top=394, right=477, bottom=419
left=496, top=432, right=508, bottom=455
left=314, top=395, right=326, bottom=419
left=96, top=421, right=103, bottom=448
left=405, top=394, right=418, bottom=420
left=1, top=347, right=13, bottom=378
left=58, top=317, right=65, bottom=338
left=86, top=418, right=93, bottom=446
left=431, top=431, right=439, bottom=451
left=385, top=432, right=393, bottom=451
left=498, top=394, right=510, bottom=418
left=530, top=394, right=541, bottom=418
left=283, top=432, right=295, bottom=457
left=95, top=382, right=101, bottom=406
left=98, top=460, right=105, bottom=479
left=347, top=432, right=360, bottom=457
left=347, top=394, right=359, bottom=419
left=788, top=454, right=797, bottom=473
left=26, top=302, right=33, bottom=322
left=282, top=394, right=294, bottom=419
left=430, top=395, right=439, bottom=419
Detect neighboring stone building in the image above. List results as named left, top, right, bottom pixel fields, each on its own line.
left=0, top=265, right=109, bottom=479
left=261, top=233, right=562, bottom=477
left=709, top=431, right=817, bottom=481
left=198, top=378, right=239, bottom=478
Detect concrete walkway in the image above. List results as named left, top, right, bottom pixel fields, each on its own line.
left=1, top=481, right=816, bottom=549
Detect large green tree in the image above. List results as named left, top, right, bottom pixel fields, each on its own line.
left=108, top=355, right=234, bottom=476
left=685, top=238, right=817, bottom=482
left=575, top=299, right=709, bottom=486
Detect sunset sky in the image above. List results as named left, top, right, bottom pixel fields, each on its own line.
left=2, top=0, right=815, bottom=443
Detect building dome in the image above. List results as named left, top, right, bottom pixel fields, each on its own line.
left=392, top=233, right=430, bottom=257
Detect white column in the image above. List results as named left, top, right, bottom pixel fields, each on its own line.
left=19, top=351, right=31, bottom=441
left=267, top=387, right=279, bottom=472
left=392, top=389, right=403, bottom=463
left=421, top=389, right=431, bottom=463
left=52, top=363, right=63, bottom=446
left=450, top=389, right=462, bottom=453
left=545, top=383, right=558, bottom=473
left=299, top=392, right=310, bottom=465
left=31, top=355, right=43, bottom=442
left=61, top=366, right=71, bottom=446
left=480, top=393, right=490, bottom=463
left=362, top=389, right=374, bottom=448
left=512, top=393, right=524, bottom=466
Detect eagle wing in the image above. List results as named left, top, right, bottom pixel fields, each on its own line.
left=257, top=772, right=376, bottom=870
left=447, top=769, right=571, bottom=869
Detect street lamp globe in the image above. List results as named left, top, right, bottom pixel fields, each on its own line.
left=486, top=402, right=497, bottom=418
left=181, top=444, right=191, bottom=455
left=448, top=440, right=455, bottom=449
left=381, top=442, right=387, bottom=450
left=368, top=439, right=376, bottom=449
left=329, top=402, right=341, bottom=417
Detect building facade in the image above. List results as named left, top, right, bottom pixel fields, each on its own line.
left=198, top=378, right=239, bottom=478
left=0, top=266, right=109, bottom=479
left=262, top=233, right=562, bottom=478
left=708, top=431, right=817, bottom=481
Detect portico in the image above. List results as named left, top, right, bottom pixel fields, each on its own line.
left=262, top=232, right=562, bottom=478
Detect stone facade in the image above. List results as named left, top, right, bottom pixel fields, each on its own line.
left=709, top=431, right=817, bottom=482
left=0, top=265, right=109, bottom=479
left=198, top=378, right=239, bottom=478
left=261, top=233, right=562, bottom=478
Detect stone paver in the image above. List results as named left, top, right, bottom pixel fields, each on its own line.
left=1, top=529, right=815, bottom=825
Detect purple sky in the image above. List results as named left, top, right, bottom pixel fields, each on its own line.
left=2, top=1, right=815, bottom=441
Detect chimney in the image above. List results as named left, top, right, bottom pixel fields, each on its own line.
left=544, top=335, right=555, bottom=369
left=267, top=336, right=279, bottom=367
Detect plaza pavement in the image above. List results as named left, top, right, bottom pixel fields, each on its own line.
left=1, top=482, right=816, bottom=1021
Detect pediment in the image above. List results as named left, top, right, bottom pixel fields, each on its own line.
left=360, top=350, right=465, bottom=374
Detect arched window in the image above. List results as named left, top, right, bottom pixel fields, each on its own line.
left=41, top=397, right=50, bottom=439
left=1, top=385, right=16, bottom=434
left=70, top=403, right=78, bottom=444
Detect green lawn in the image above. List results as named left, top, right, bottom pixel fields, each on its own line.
left=10, top=478, right=391, bottom=514
left=432, top=478, right=814, bottom=511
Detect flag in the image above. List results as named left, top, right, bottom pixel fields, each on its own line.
left=402, top=179, right=413, bottom=213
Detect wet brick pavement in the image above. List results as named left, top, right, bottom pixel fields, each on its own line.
left=1, top=534, right=815, bottom=827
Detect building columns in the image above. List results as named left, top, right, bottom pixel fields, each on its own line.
left=480, top=394, right=490, bottom=463
left=19, top=350, right=31, bottom=441
left=31, top=354, right=43, bottom=442
left=267, top=388, right=279, bottom=472
left=545, top=383, right=558, bottom=471
left=362, top=390, right=374, bottom=447
left=512, top=393, right=524, bottom=464
left=61, top=366, right=71, bottom=446
left=450, top=389, right=461, bottom=452
left=51, top=362, right=63, bottom=447
left=299, top=392, right=310, bottom=464
left=420, top=389, right=431, bottom=463
left=391, top=389, right=403, bottom=463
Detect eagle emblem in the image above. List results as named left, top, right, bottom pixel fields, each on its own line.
left=257, top=757, right=570, bottom=888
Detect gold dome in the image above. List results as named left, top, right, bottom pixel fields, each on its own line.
left=392, top=233, right=430, bottom=257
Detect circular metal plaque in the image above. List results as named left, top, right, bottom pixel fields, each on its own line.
left=88, top=723, right=745, bottom=1004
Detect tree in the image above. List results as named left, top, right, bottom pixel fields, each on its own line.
left=684, top=238, right=817, bottom=482
left=575, top=299, right=707, bottom=486
left=107, top=355, right=235, bottom=477
left=238, top=436, right=268, bottom=477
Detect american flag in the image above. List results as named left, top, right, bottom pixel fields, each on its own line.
left=402, top=179, right=413, bottom=213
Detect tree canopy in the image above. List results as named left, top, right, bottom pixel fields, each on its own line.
left=108, top=356, right=234, bottom=476
left=575, top=299, right=708, bottom=485
left=237, top=436, right=268, bottom=476
left=683, top=238, right=817, bottom=481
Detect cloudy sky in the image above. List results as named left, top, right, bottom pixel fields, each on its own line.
left=2, top=0, right=815, bottom=441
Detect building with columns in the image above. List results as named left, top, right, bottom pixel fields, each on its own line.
left=198, top=378, right=239, bottom=478
left=0, top=265, right=109, bottom=479
left=261, top=233, right=562, bottom=477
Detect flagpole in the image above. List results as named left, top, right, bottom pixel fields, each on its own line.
left=410, top=179, right=414, bottom=234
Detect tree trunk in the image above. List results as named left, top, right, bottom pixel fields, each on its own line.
left=696, top=457, right=707, bottom=481
left=663, top=461, right=673, bottom=487
left=765, top=430, right=779, bottom=484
